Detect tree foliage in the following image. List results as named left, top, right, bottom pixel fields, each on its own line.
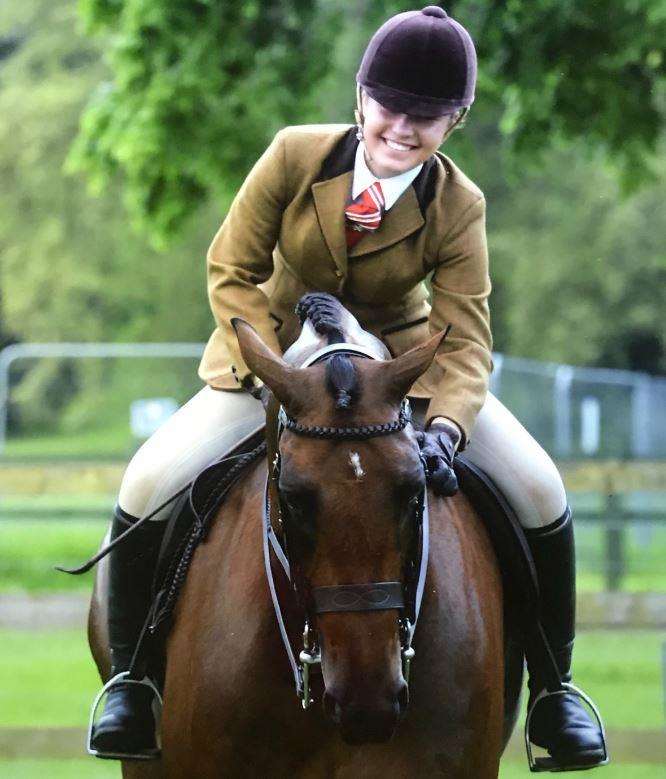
left=69, top=0, right=341, bottom=244
left=0, top=0, right=221, bottom=432
left=69, top=0, right=666, bottom=243
left=488, top=139, right=666, bottom=373
left=470, top=0, right=666, bottom=183
left=0, top=0, right=663, bottom=441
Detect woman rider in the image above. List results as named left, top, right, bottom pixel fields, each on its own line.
left=90, top=5, right=606, bottom=769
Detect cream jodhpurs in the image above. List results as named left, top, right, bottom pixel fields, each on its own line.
left=118, top=386, right=566, bottom=529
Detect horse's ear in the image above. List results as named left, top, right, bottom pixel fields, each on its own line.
left=231, top=318, right=299, bottom=407
left=383, top=327, right=450, bottom=402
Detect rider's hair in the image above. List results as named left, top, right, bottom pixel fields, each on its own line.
left=326, top=354, right=359, bottom=410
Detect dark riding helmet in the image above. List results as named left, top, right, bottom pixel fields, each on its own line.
left=356, top=6, right=477, bottom=118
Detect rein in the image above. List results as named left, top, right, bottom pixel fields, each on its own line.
left=263, top=342, right=430, bottom=709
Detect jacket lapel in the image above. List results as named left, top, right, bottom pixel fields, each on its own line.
left=312, top=171, right=353, bottom=278
left=310, top=127, right=438, bottom=267
left=348, top=185, right=424, bottom=258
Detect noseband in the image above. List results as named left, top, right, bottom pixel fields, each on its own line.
left=262, top=343, right=429, bottom=709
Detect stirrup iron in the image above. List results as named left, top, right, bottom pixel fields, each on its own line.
left=524, top=682, right=609, bottom=772
left=87, top=671, right=162, bottom=760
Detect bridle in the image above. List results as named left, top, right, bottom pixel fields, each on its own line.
left=262, top=342, right=430, bottom=709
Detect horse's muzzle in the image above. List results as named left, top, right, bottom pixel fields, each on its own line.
left=323, top=682, right=409, bottom=744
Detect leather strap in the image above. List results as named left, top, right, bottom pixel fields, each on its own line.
left=262, top=477, right=302, bottom=693
left=312, top=581, right=404, bottom=614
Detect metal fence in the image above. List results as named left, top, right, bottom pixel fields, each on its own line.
left=490, top=354, right=666, bottom=460
left=0, top=343, right=664, bottom=595
left=0, top=342, right=664, bottom=460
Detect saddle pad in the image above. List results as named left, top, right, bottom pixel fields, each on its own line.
left=151, top=425, right=267, bottom=606
left=454, top=455, right=540, bottom=624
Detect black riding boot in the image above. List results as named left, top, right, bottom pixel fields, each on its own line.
left=524, top=508, right=607, bottom=770
left=90, top=506, right=163, bottom=760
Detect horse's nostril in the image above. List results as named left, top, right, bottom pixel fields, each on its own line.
left=336, top=699, right=401, bottom=744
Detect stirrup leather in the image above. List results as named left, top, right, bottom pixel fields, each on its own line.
left=87, top=671, right=162, bottom=760
left=524, top=682, right=609, bottom=772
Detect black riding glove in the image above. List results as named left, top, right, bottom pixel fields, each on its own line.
left=416, top=422, right=460, bottom=497
left=295, top=293, right=344, bottom=340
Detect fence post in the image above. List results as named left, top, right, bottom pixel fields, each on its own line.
left=554, top=365, right=574, bottom=458
left=603, top=480, right=625, bottom=591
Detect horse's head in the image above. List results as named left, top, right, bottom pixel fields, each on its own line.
left=233, top=319, right=445, bottom=743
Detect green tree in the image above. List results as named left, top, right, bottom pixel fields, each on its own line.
left=0, top=0, right=220, bottom=435
left=489, top=138, right=666, bottom=373
left=69, top=0, right=341, bottom=244
left=70, top=0, right=666, bottom=243
left=0, top=0, right=663, bottom=446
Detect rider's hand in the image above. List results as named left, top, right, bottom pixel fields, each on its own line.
left=295, top=293, right=343, bottom=339
left=415, top=420, right=460, bottom=496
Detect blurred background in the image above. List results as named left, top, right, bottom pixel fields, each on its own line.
left=0, top=1, right=664, bottom=776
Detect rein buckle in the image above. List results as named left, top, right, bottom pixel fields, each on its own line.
left=400, top=618, right=416, bottom=684
left=298, top=622, right=321, bottom=710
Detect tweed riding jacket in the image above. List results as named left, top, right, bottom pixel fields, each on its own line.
left=198, top=124, right=492, bottom=443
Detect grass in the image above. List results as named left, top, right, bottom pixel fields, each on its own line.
left=1, top=421, right=138, bottom=462
left=0, top=519, right=107, bottom=593
left=1, top=629, right=663, bottom=730
left=0, top=760, right=117, bottom=778
left=574, top=521, right=666, bottom=592
left=0, top=631, right=101, bottom=728
left=0, top=629, right=663, bottom=775
left=0, top=760, right=659, bottom=779
left=2, top=514, right=665, bottom=594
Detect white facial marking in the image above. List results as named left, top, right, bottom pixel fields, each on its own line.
left=349, top=451, right=364, bottom=480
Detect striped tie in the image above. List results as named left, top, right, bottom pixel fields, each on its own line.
left=345, top=181, right=385, bottom=250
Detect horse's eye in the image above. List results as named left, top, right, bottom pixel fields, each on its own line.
left=280, top=487, right=316, bottom=519
left=284, top=496, right=304, bottom=516
left=279, top=487, right=317, bottom=552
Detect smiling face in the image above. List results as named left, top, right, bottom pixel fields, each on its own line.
left=360, top=91, right=460, bottom=178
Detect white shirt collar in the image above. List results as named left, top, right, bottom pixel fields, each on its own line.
left=352, top=141, right=423, bottom=211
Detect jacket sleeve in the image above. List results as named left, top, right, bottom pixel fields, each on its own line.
left=426, top=195, right=492, bottom=446
left=206, top=130, right=288, bottom=383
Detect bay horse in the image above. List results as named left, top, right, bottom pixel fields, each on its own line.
left=88, top=301, right=522, bottom=778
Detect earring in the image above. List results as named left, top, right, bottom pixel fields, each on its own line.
left=354, top=108, right=364, bottom=141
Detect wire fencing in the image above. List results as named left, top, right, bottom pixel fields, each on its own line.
left=490, top=354, right=666, bottom=460
left=0, top=342, right=664, bottom=460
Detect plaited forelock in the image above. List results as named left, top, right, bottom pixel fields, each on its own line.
left=325, top=354, right=359, bottom=410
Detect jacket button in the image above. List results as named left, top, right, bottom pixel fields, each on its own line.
left=334, top=269, right=343, bottom=278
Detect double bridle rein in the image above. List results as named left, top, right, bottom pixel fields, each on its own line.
left=263, top=343, right=430, bottom=709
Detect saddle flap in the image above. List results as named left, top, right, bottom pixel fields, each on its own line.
left=190, top=425, right=266, bottom=518
left=454, top=455, right=540, bottom=622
